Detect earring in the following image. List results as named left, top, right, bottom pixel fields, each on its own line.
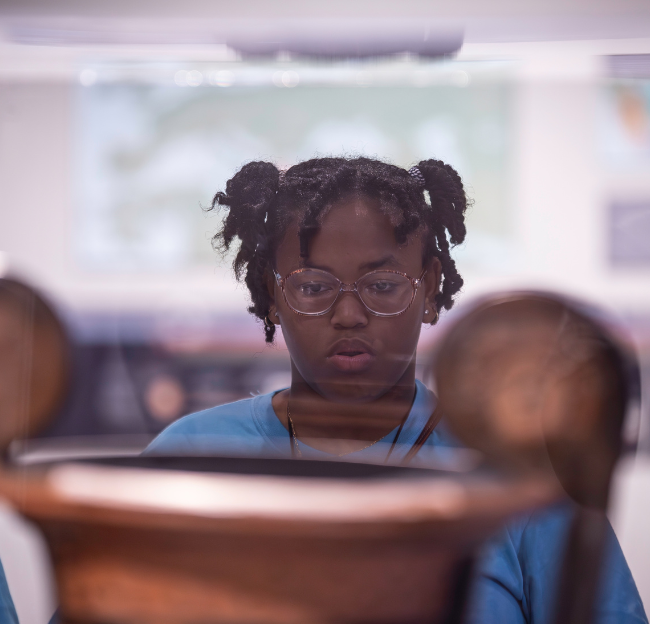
left=424, top=307, right=439, bottom=325
left=265, top=308, right=280, bottom=327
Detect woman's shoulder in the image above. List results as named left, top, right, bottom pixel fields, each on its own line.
left=143, top=391, right=285, bottom=456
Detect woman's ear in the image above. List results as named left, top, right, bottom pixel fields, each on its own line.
left=422, top=256, right=442, bottom=325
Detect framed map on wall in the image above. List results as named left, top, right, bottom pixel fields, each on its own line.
left=74, top=62, right=514, bottom=274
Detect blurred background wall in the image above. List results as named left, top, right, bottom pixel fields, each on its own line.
left=1, top=1, right=650, bottom=623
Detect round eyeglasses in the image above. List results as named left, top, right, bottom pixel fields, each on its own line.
left=274, top=268, right=427, bottom=317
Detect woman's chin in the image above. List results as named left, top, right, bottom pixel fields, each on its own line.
left=311, top=377, right=396, bottom=404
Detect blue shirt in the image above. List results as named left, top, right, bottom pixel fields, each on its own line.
left=146, top=381, right=648, bottom=624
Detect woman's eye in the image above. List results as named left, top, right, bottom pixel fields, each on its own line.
left=368, top=281, right=396, bottom=293
left=299, top=282, right=332, bottom=296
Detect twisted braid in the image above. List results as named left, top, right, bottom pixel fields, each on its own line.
left=211, top=161, right=281, bottom=342
left=417, top=159, right=469, bottom=311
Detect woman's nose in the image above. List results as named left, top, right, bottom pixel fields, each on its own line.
left=330, top=291, right=369, bottom=328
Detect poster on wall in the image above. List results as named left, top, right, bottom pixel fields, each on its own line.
left=74, top=63, right=513, bottom=275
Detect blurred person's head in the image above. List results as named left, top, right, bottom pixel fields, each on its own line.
left=212, top=157, right=468, bottom=403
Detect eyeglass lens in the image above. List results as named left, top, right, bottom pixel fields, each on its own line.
left=284, top=270, right=415, bottom=315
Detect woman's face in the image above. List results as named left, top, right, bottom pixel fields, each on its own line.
left=270, top=195, right=441, bottom=403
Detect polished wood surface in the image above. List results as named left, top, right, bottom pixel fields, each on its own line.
left=433, top=293, right=632, bottom=509
left=431, top=292, right=636, bottom=624
left=0, top=463, right=558, bottom=624
left=0, top=278, right=70, bottom=451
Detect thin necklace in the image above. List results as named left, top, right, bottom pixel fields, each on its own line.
left=286, top=402, right=408, bottom=461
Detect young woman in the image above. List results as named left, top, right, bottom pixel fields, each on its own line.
left=147, top=157, right=646, bottom=624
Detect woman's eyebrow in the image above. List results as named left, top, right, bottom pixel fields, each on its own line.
left=359, top=255, right=402, bottom=271
left=301, top=255, right=402, bottom=272
left=301, top=259, right=333, bottom=271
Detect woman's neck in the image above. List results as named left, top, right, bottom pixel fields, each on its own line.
left=271, top=363, right=417, bottom=456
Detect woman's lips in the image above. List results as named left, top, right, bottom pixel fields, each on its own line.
left=327, top=350, right=375, bottom=373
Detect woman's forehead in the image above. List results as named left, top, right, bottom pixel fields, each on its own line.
left=276, top=196, right=424, bottom=274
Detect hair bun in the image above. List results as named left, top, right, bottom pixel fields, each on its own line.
left=213, top=161, right=280, bottom=252
left=222, top=161, right=279, bottom=218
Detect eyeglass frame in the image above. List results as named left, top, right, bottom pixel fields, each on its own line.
left=273, top=267, right=428, bottom=317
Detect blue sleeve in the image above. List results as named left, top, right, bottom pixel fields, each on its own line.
left=466, top=504, right=647, bottom=624
left=0, top=559, right=19, bottom=624
left=465, top=521, right=527, bottom=624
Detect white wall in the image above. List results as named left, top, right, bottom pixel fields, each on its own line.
left=0, top=505, right=56, bottom=624
left=0, top=82, right=249, bottom=315
left=611, top=456, right=650, bottom=611
left=0, top=84, right=73, bottom=297
left=457, top=47, right=650, bottom=315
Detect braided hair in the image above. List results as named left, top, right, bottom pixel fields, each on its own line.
left=211, top=157, right=470, bottom=343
